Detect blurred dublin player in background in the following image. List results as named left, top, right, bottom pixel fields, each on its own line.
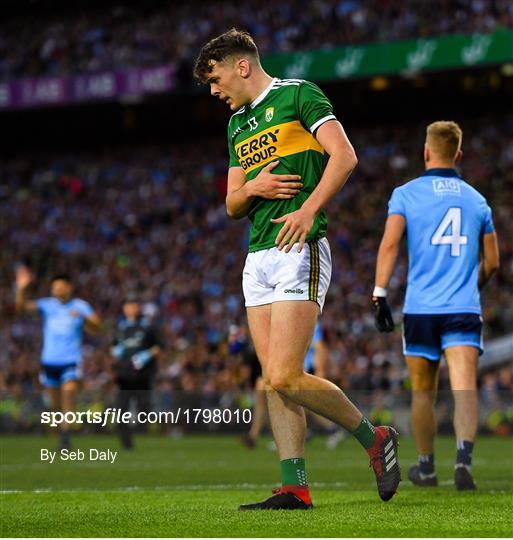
left=303, top=321, right=346, bottom=449
left=110, top=292, right=163, bottom=450
left=15, top=266, right=101, bottom=450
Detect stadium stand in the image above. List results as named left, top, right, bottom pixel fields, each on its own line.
left=1, top=0, right=512, bottom=80
left=1, top=112, right=512, bottom=431
left=1, top=0, right=512, bottom=434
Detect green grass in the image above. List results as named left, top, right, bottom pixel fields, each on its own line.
left=1, top=434, right=512, bottom=537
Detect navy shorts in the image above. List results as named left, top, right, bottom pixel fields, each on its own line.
left=40, top=363, right=81, bottom=388
left=403, top=313, right=483, bottom=362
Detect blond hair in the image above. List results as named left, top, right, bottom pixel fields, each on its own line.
left=426, top=121, right=463, bottom=162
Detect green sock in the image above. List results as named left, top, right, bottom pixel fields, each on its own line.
left=352, top=416, right=376, bottom=449
left=280, top=458, right=308, bottom=486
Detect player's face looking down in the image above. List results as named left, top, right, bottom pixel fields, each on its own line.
left=51, top=279, right=72, bottom=302
left=207, top=58, right=251, bottom=111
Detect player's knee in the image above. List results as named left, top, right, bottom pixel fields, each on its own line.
left=411, top=380, right=437, bottom=392
left=62, top=380, right=78, bottom=392
left=256, top=377, right=267, bottom=391
left=268, top=372, right=300, bottom=391
left=261, top=376, right=272, bottom=390
left=269, top=375, right=288, bottom=391
left=451, top=379, right=477, bottom=392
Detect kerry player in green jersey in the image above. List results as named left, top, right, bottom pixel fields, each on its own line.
left=194, top=29, right=401, bottom=509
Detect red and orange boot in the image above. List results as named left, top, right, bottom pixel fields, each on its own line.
left=367, top=426, right=401, bottom=501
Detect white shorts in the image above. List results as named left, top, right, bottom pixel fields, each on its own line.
left=243, top=237, right=332, bottom=312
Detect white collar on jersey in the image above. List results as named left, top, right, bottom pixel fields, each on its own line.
left=250, top=77, right=278, bottom=109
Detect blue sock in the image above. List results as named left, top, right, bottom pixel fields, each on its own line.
left=418, top=454, right=435, bottom=476
left=456, top=440, right=474, bottom=468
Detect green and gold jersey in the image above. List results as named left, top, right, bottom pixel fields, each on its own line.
left=227, top=78, right=336, bottom=252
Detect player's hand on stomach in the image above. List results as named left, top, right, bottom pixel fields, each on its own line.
left=15, top=265, right=33, bottom=290
left=251, top=160, right=302, bottom=200
left=271, top=206, right=315, bottom=253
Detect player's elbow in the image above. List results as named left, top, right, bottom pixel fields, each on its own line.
left=329, top=142, right=357, bottom=172
left=226, top=206, right=242, bottom=220
left=87, top=318, right=102, bottom=334
left=379, top=237, right=400, bottom=255
left=14, top=297, right=29, bottom=314
left=486, top=257, right=500, bottom=276
left=226, top=203, right=246, bottom=220
left=340, top=146, right=358, bottom=172
left=348, top=149, right=358, bottom=171
left=484, top=247, right=500, bottom=275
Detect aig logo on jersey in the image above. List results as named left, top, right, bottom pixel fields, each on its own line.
left=265, top=107, right=274, bottom=122
left=432, top=178, right=461, bottom=196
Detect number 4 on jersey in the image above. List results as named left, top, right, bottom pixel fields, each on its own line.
left=431, top=207, right=468, bottom=257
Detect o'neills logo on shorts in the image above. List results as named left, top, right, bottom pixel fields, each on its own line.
left=234, top=120, right=324, bottom=174
left=284, top=288, right=304, bottom=294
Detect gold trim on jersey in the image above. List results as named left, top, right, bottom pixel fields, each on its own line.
left=235, top=120, right=324, bottom=174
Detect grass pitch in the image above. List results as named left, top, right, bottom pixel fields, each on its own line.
left=1, top=433, right=512, bottom=537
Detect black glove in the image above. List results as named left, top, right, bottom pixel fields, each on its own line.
left=372, top=296, right=394, bottom=332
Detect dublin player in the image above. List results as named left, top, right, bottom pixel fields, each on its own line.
left=194, top=29, right=401, bottom=510
left=15, top=266, right=101, bottom=449
left=373, top=121, right=500, bottom=490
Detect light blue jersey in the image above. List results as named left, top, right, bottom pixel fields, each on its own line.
left=304, top=322, right=323, bottom=372
left=388, top=168, right=494, bottom=315
left=36, top=297, right=94, bottom=365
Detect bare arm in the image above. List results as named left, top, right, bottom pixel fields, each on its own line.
left=83, top=313, right=102, bottom=335
left=478, top=231, right=500, bottom=289
left=374, top=214, right=406, bottom=291
left=226, top=167, right=252, bottom=219
left=225, top=161, right=303, bottom=219
left=272, top=120, right=358, bottom=252
left=301, top=121, right=357, bottom=217
left=14, top=266, right=38, bottom=314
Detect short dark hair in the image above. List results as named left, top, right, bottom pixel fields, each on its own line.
left=193, top=28, right=259, bottom=83
left=123, top=291, right=141, bottom=305
left=51, top=273, right=72, bottom=284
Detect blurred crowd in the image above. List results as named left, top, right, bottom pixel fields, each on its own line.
left=1, top=113, right=512, bottom=432
left=1, top=0, right=513, bottom=81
